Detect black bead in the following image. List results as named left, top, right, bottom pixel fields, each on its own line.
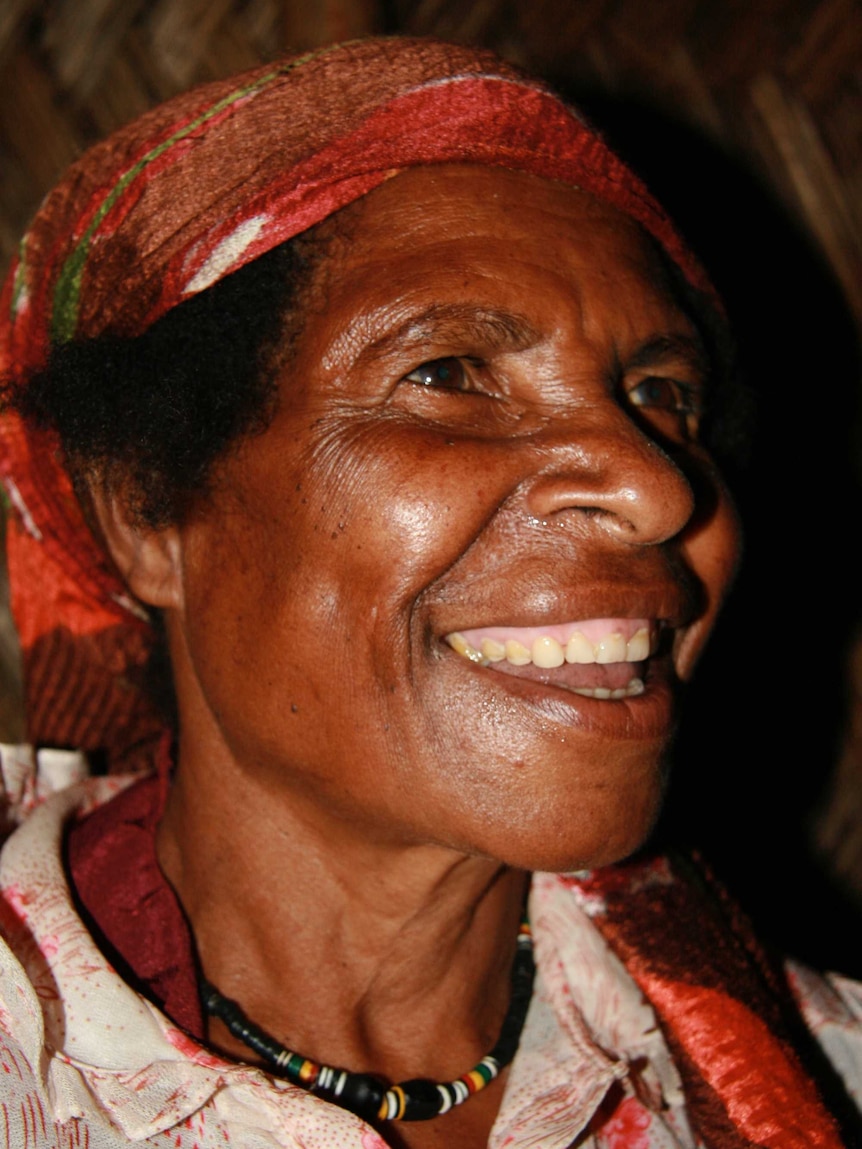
left=325, top=1072, right=386, bottom=1120
left=399, top=1079, right=443, bottom=1121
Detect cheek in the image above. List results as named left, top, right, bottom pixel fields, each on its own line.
left=304, top=430, right=512, bottom=601
left=691, top=483, right=742, bottom=610
left=676, top=481, right=741, bottom=679
left=175, top=432, right=501, bottom=705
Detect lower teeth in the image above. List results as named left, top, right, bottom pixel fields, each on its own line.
left=571, top=679, right=644, bottom=700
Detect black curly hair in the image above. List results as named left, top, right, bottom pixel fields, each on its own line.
left=7, top=231, right=321, bottom=529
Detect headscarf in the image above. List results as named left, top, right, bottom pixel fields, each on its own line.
left=0, top=37, right=714, bottom=773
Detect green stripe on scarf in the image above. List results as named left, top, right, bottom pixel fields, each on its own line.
left=48, top=46, right=337, bottom=345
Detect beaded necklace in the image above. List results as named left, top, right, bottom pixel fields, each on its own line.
left=200, top=915, right=534, bottom=1123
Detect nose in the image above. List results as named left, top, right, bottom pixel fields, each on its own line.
left=524, top=412, right=696, bottom=545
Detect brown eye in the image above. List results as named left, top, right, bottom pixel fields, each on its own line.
left=627, top=375, right=703, bottom=443
left=405, top=358, right=468, bottom=391
left=628, top=376, right=699, bottom=414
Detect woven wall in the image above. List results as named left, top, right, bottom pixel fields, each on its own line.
left=1, top=0, right=861, bottom=964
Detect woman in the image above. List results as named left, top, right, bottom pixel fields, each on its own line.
left=0, top=37, right=858, bottom=1149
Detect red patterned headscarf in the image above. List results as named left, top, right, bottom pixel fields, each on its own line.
left=0, top=37, right=713, bottom=773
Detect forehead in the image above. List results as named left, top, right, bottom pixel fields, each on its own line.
left=341, top=164, right=648, bottom=250
left=304, top=165, right=688, bottom=354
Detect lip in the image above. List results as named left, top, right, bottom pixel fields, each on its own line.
left=431, top=575, right=697, bottom=634
left=431, top=586, right=687, bottom=740
left=436, top=631, right=679, bottom=739
left=425, top=562, right=700, bottom=723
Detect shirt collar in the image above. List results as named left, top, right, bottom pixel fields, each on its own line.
left=489, top=871, right=687, bottom=1149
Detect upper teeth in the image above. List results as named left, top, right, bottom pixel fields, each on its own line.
left=446, top=626, right=652, bottom=668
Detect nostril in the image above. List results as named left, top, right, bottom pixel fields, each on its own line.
left=562, top=506, right=637, bottom=533
left=524, top=442, right=696, bottom=546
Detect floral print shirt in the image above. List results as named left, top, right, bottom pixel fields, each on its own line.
left=0, top=746, right=859, bottom=1149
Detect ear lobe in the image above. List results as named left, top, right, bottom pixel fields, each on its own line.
left=88, top=485, right=183, bottom=610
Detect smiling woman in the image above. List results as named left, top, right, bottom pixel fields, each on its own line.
left=0, top=36, right=858, bottom=1149
left=139, top=168, right=735, bottom=881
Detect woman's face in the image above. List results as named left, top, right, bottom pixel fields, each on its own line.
left=166, top=166, right=740, bottom=872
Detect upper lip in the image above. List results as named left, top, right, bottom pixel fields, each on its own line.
left=432, top=585, right=699, bottom=638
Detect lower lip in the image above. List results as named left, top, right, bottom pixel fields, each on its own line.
left=449, top=652, right=679, bottom=740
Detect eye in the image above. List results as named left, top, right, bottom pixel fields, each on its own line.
left=627, top=375, right=700, bottom=416
left=625, top=374, right=704, bottom=444
left=404, top=357, right=475, bottom=392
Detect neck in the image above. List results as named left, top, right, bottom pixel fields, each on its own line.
left=156, top=740, right=529, bottom=1084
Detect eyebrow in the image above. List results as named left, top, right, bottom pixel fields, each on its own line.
left=352, top=303, right=542, bottom=365
left=625, top=333, right=709, bottom=376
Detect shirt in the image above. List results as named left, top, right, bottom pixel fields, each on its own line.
left=0, top=745, right=859, bottom=1148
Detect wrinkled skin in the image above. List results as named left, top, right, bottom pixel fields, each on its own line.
left=147, top=166, right=738, bottom=872
left=100, top=166, right=740, bottom=1147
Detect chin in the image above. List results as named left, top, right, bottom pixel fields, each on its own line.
left=467, top=753, right=671, bottom=875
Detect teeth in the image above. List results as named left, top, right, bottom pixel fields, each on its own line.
left=480, top=638, right=506, bottom=662
left=572, top=678, right=645, bottom=700
left=447, top=633, right=483, bottom=663
left=532, top=636, right=565, bottom=668
left=565, top=631, right=594, bottom=664
left=627, top=627, right=650, bottom=661
left=447, top=624, right=654, bottom=669
left=504, top=639, right=531, bottom=666
left=596, top=633, right=626, bottom=664
left=445, top=623, right=654, bottom=699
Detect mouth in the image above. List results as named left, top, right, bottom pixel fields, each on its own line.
left=443, top=617, right=660, bottom=699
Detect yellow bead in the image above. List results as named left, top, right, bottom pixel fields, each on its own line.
left=392, top=1085, right=406, bottom=1119
left=466, top=1069, right=485, bottom=1093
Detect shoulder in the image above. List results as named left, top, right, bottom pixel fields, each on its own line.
left=0, top=744, right=90, bottom=840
